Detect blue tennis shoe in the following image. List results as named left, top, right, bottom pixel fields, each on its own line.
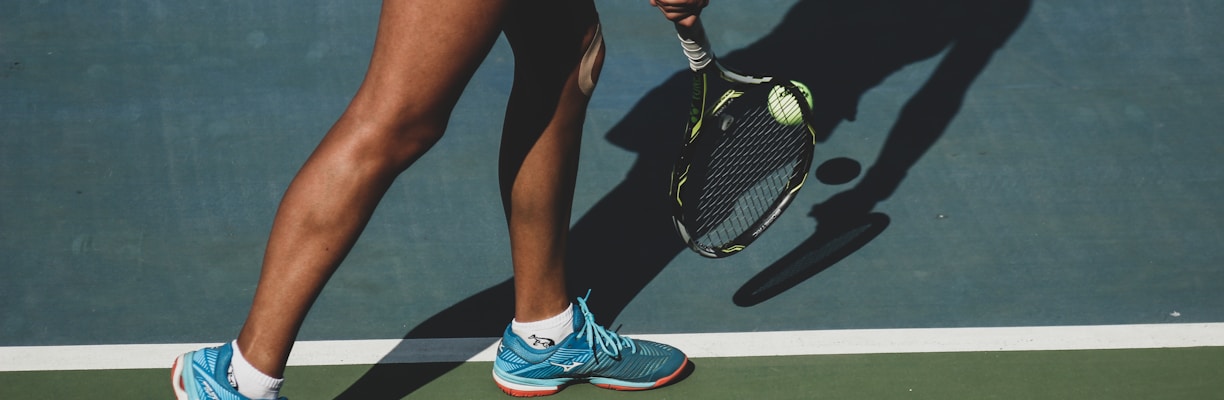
left=492, top=291, right=690, bottom=396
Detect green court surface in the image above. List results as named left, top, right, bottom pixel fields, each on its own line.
left=3, top=0, right=1223, bottom=398
left=4, top=348, right=1222, bottom=399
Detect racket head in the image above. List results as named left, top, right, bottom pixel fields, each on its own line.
left=670, top=70, right=817, bottom=258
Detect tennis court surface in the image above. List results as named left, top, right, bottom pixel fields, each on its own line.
left=3, top=0, right=1222, bottom=398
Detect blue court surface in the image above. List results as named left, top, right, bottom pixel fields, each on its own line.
left=2, top=0, right=1223, bottom=398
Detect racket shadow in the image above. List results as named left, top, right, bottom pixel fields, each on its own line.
left=734, top=211, right=890, bottom=307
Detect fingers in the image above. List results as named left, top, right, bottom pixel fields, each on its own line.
left=650, top=0, right=708, bottom=25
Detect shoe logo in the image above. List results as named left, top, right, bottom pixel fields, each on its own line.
left=528, top=335, right=556, bottom=348
left=227, top=364, right=239, bottom=390
left=550, top=361, right=584, bottom=372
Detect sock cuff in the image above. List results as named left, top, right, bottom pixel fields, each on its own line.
left=511, top=305, right=576, bottom=349
left=231, top=340, right=285, bottom=392
left=511, top=304, right=574, bottom=331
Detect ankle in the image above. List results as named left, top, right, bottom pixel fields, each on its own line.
left=230, top=341, right=284, bottom=400
left=511, top=305, right=575, bottom=350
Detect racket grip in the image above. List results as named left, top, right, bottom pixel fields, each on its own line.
left=675, top=18, right=712, bottom=71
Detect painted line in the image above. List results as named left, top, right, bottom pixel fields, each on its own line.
left=2, top=323, right=1222, bottom=372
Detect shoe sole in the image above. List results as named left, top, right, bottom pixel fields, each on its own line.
left=171, top=353, right=190, bottom=400
left=493, top=357, right=690, bottom=397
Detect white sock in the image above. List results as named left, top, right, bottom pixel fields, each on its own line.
left=511, top=305, right=575, bottom=350
left=230, top=340, right=284, bottom=400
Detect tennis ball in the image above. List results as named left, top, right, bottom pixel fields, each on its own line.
left=767, top=81, right=813, bottom=126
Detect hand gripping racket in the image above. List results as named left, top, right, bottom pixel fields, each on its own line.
left=669, top=18, right=817, bottom=258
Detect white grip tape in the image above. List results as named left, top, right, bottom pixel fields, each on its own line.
left=678, top=34, right=712, bottom=71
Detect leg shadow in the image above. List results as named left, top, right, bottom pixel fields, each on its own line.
left=334, top=68, right=693, bottom=400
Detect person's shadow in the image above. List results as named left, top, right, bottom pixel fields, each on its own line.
left=335, top=0, right=1031, bottom=397
left=734, top=0, right=1032, bottom=306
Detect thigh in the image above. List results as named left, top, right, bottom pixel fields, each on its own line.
left=502, top=0, right=600, bottom=73
left=348, top=0, right=512, bottom=124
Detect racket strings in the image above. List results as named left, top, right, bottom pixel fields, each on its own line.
left=691, top=106, right=807, bottom=245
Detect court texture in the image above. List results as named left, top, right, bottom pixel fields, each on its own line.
left=2, top=0, right=1222, bottom=398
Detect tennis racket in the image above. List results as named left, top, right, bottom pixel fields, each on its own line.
left=669, top=18, right=817, bottom=258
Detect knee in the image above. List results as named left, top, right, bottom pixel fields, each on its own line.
left=331, top=104, right=450, bottom=174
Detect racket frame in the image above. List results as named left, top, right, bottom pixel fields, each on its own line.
left=669, top=19, right=817, bottom=258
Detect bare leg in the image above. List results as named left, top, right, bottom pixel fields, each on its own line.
left=500, top=1, right=604, bottom=322
left=236, top=0, right=511, bottom=378
left=490, top=4, right=692, bottom=395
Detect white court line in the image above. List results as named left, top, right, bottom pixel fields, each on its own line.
left=2, top=323, right=1222, bottom=372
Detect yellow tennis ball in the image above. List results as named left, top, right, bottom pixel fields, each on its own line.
left=767, top=81, right=813, bottom=126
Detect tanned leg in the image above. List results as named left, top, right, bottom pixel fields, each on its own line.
left=499, top=1, right=604, bottom=322
left=235, top=0, right=511, bottom=378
